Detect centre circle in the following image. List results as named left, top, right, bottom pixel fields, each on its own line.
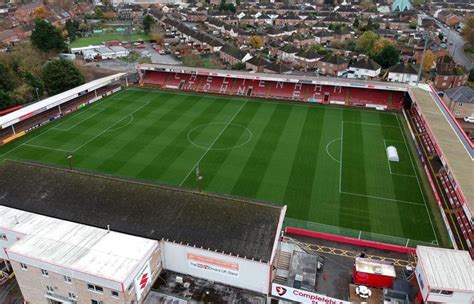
left=187, top=122, right=253, bottom=150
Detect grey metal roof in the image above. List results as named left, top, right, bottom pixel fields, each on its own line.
left=0, top=161, right=283, bottom=263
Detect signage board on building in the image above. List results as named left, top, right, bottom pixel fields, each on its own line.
left=187, top=253, right=239, bottom=277
left=271, top=283, right=350, bottom=304
left=134, top=261, right=152, bottom=301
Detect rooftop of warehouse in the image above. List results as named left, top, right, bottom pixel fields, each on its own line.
left=0, top=160, right=284, bottom=263
left=1, top=205, right=157, bottom=282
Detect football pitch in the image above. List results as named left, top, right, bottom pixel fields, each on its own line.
left=0, top=88, right=443, bottom=245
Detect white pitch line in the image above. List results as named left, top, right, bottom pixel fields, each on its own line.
left=23, top=143, right=72, bottom=153
left=396, top=114, right=439, bottom=244
left=383, top=139, right=416, bottom=178
left=342, top=121, right=400, bottom=128
left=339, top=122, right=344, bottom=193
left=325, top=138, right=341, bottom=164
left=71, top=102, right=150, bottom=153
left=340, top=191, right=426, bottom=206
left=179, top=100, right=248, bottom=186
left=54, top=108, right=106, bottom=131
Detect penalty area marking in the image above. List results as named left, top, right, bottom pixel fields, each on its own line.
left=187, top=122, right=253, bottom=151
left=325, top=138, right=341, bottom=164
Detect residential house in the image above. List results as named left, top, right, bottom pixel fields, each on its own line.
left=317, top=53, right=349, bottom=77
left=294, top=49, right=321, bottom=70
left=0, top=29, right=19, bottom=45
left=314, top=31, right=334, bottom=44
left=434, top=56, right=468, bottom=90
left=387, top=63, right=418, bottom=85
left=263, top=61, right=292, bottom=74
left=278, top=44, right=299, bottom=63
left=348, top=57, right=381, bottom=80
left=322, top=13, right=350, bottom=26
left=445, top=14, right=462, bottom=27
left=245, top=56, right=271, bottom=73
left=443, top=86, right=474, bottom=119
left=14, top=2, right=45, bottom=23
left=220, top=44, right=252, bottom=66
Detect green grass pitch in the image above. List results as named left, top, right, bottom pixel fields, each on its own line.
left=0, top=88, right=445, bottom=245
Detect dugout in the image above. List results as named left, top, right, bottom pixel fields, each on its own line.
left=0, top=160, right=285, bottom=297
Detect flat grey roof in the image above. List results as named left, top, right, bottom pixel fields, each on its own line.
left=409, top=87, right=474, bottom=212
left=0, top=161, right=283, bottom=263
left=417, top=246, right=473, bottom=291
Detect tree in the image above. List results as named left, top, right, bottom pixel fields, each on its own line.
left=409, top=19, right=417, bottom=30
left=231, top=62, right=245, bottom=70
left=461, top=17, right=474, bottom=45
left=371, top=38, right=393, bottom=55
left=182, top=50, right=203, bottom=68
left=309, top=44, right=328, bottom=55
left=423, top=50, right=435, bottom=72
left=355, top=31, right=378, bottom=54
left=143, top=15, right=154, bottom=35
left=34, top=6, right=47, bottom=19
left=31, top=19, right=66, bottom=53
left=103, top=11, right=115, bottom=20
left=151, top=33, right=164, bottom=46
left=0, top=63, right=15, bottom=92
left=353, top=18, right=360, bottom=29
left=43, top=60, right=84, bottom=95
left=0, top=90, right=14, bottom=111
left=95, top=7, right=104, bottom=19
left=65, top=19, right=78, bottom=41
left=470, top=68, right=474, bottom=82
left=360, top=0, right=375, bottom=10
left=219, top=0, right=236, bottom=13
left=249, top=36, right=264, bottom=49
left=438, top=32, right=444, bottom=41
left=373, top=44, right=400, bottom=68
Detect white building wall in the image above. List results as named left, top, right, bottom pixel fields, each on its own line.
left=388, top=72, right=418, bottom=85
left=161, top=241, right=270, bottom=294
left=6, top=251, right=123, bottom=291
left=0, top=228, right=24, bottom=260
left=348, top=67, right=380, bottom=79
left=415, top=262, right=473, bottom=304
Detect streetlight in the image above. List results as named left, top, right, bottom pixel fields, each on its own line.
left=67, top=155, right=73, bottom=170
left=416, top=31, right=432, bottom=86
left=35, top=88, right=40, bottom=102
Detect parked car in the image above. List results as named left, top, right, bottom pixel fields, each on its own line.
left=464, top=116, right=474, bottom=123
left=136, top=44, right=146, bottom=49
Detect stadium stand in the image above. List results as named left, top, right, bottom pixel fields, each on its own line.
left=140, top=70, right=405, bottom=109
left=407, top=105, right=473, bottom=257
left=0, top=73, right=124, bottom=146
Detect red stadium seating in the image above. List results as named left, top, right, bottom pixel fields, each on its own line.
left=140, top=71, right=406, bottom=109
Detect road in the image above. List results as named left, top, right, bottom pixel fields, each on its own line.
left=440, top=25, right=473, bottom=70
left=429, top=16, right=473, bottom=70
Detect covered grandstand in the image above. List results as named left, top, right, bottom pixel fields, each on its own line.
left=137, top=64, right=408, bottom=110
left=408, top=86, right=473, bottom=256
left=0, top=73, right=125, bottom=145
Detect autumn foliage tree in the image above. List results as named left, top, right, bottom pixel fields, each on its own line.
left=249, top=36, right=264, bottom=49
left=423, top=50, right=435, bottom=72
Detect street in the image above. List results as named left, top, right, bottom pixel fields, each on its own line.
left=430, top=16, right=473, bottom=70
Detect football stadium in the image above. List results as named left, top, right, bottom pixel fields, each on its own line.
left=0, top=65, right=472, bottom=255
